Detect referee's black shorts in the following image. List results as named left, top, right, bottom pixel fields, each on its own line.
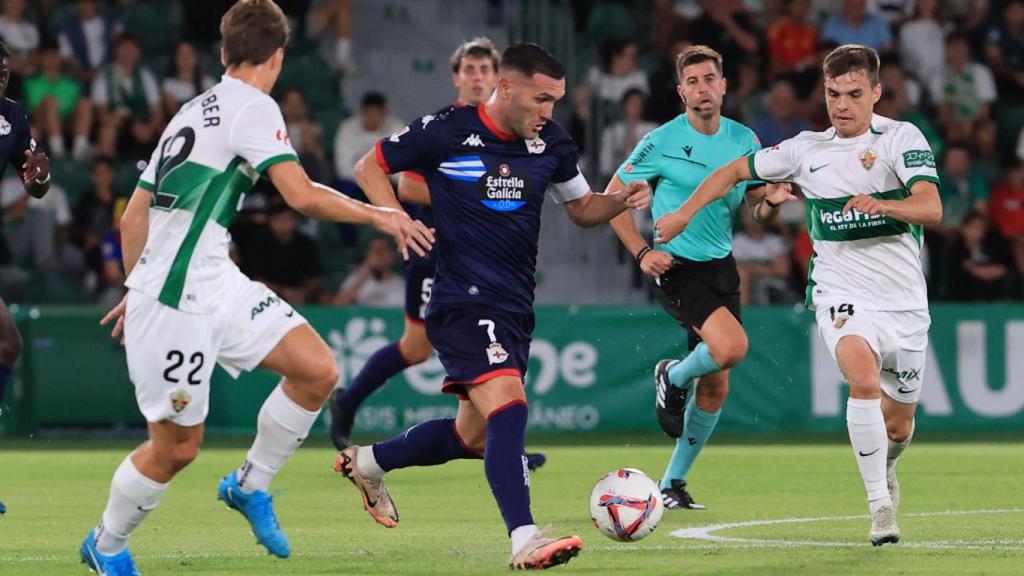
left=646, top=253, right=742, bottom=351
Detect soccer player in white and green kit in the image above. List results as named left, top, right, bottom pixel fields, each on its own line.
left=78, top=2, right=433, bottom=573
left=657, top=44, right=942, bottom=545
left=608, top=45, right=793, bottom=510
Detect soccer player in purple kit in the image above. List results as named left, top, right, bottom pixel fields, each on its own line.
left=327, top=36, right=548, bottom=470
left=0, top=38, right=51, bottom=519
left=335, top=43, right=650, bottom=569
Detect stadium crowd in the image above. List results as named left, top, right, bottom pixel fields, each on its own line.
left=1, top=0, right=1023, bottom=307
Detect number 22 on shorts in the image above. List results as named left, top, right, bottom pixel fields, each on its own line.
left=479, top=319, right=509, bottom=365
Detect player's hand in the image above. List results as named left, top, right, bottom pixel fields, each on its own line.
left=372, top=207, right=435, bottom=260
left=100, top=294, right=128, bottom=346
left=843, top=193, right=887, bottom=216
left=640, top=248, right=674, bottom=277
left=653, top=210, right=689, bottom=245
left=764, top=182, right=797, bottom=207
left=22, top=149, right=49, bottom=184
left=623, top=180, right=650, bottom=210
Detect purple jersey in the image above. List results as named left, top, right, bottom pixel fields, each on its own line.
left=376, top=105, right=587, bottom=314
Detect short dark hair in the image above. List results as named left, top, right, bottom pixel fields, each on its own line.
left=498, top=43, right=565, bottom=80
left=115, top=31, right=139, bottom=49
left=220, top=0, right=290, bottom=68
left=451, top=37, right=500, bottom=73
left=676, top=45, right=723, bottom=81
left=360, top=91, right=386, bottom=109
left=823, top=44, right=880, bottom=86
left=598, top=37, right=630, bottom=72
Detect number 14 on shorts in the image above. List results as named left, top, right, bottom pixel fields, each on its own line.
left=829, top=303, right=854, bottom=329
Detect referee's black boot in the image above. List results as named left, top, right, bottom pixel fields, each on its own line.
left=654, top=359, right=689, bottom=438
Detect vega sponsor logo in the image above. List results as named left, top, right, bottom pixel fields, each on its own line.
left=818, top=207, right=885, bottom=226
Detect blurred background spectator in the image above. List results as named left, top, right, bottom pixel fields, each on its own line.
left=333, top=236, right=403, bottom=307
left=333, top=91, right=402, bottom=197
left=0, top=0, right=1018, bottom=307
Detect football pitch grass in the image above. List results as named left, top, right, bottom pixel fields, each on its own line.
left=1, top=437, right=1022, bottom=575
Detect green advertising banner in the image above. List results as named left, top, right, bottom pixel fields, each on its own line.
left=3, top=304, right=1023, bottom=436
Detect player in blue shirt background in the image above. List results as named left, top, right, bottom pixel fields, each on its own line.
left=336, top=43, right=649, bottom=570
left=608, top=45, right=793, bottom=510
left=0, top=39, right=52, bottom=517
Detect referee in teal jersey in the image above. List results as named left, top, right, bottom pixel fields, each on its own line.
left=607, top=45, right=795, bottom=510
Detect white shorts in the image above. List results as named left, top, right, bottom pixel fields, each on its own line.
left=124, top=271, right=307, bottom=426
left=815, top=301, right=930, bottom=404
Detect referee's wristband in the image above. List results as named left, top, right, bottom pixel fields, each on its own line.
left=635, top=246, right=652, bottom=263
left=33, top=172, right=50, bottom=185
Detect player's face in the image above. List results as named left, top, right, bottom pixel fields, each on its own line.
left=824, top=69, right=880, bottom=138
left=677, top=61, right=726, bottom=120
left=503, top=72, right=565, bottom=139
left=453, top=56, right=496, bottom=106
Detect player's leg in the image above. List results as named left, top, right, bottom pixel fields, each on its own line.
left=833, top=332, right=898, bottom=545
left=878, top=311, right=928, bottom=511
left=329, top=316, right=432, bottom=449
left=83, top=290, right=216, bottom=573
left=213, top=322, right=335, bottom=558
left=651, top=258, right=746, bottom=438
left=0, top=296, right=22, bottom=416
left=84, top=420, right=202, bottom=571
left=659, top=369, right=728, bottom=509
left=465, top=376, right=581, bottom=570
left=336, top=397, right=483, bottom=527
left=882, top=396, right=915, bottom=509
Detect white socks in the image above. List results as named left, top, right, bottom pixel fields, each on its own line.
left=846, top=397, right=892, bottom=514
left=95, top=456, right=168, bottom=555
left=238, top=384, right=320, bottom=494
left=887, top=419, right=914, bottom=475
left=510, top=524, right=540, bottom=555
left=357, top=445, right=385, bottom=479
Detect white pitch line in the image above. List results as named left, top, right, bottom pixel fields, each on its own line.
left=669, top=507, right=1024, bottom=550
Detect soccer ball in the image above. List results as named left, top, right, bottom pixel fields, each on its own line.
left=589, top=468, right=663, bottom=542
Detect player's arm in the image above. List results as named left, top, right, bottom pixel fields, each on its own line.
left=606, top=174, right=673, bottom=276
left=845, top=127, right=942, bottom=225
left=744, top=182, right=795, bottom=225
left=563, top=180, right=650, bottom=228
left=100, top=184, right=151, bottom=343
left=120, top=186, right=151, bottom=276
left=843, top=180, right=942, bottom=225
left=269, top=160, right=432, bottom=259
left=657, top=157, right=795, bottom=244
left=397, top=172, right=431, bottom=206
left=13, top=110, right=50, bottom=199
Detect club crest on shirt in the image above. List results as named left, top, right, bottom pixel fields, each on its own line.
left=859, top=148, right=877, bottom=170
left=170, top=389, right=191, bottom=413
left=525, top=137, right=545, bottom=154
left=486, top=342, right=509, bottom=365
left=0, top=115, right=11, bottom=136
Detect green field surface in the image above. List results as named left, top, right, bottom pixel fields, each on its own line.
left=1, top=439, right=1022, bottom=575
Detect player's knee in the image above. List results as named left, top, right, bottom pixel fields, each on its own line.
left=713, top=336, right=748, bottom=369
left=399, top=336, right=433, bottom=365
left=0, top=326, right=23, bottom=366
left=170, top=442, right=200, bottom=472
left=886, top=417, right=912, bottom=442
left=847, top=374, right=881, bottom=397
left=307, top=355, right=340, bottom=397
